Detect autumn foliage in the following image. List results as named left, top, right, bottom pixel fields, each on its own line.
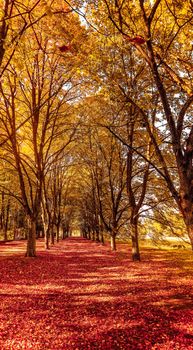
left=0, top=238, right=193, bottom=349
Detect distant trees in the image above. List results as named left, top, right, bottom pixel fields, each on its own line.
left=77, top=110, right=129, bottom=251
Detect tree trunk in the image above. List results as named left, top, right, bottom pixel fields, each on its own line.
left=99, top=220, right=105, bottom=244
left=92, top=231, right=95, bottom=241
left=182, top=204, right=193, bottom=250
left=44, top=224, right=50, bottom=249
left=110, top=234, right=116, bottom=251
left=95, top=230, right=100, bottom=242
left=56, top=223, right=60, bottom=242
left=131, top=218, right=140, bottom=261
left=42, top=218, right=50, bottom=249
left=3, top=200, right=10, bottom=242
left=25, top=217, right=36, bottom=257
left=100, top=231, right=105, bottom=245
left=41, top=207, right=51, bottom=249
left=179, top=182, right=193, bottom=249
left=62, top=228, right=68, bottom=239
left=1, top=191, right=5, bottom=239
left=51, top=223, right=55, bottom=245
left=187, top=224, right=193, bottom=249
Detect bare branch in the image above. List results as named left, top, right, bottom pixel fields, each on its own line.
left=149, top=0, right=162, bottom=24
left=177, top=95, right=193, bottom=139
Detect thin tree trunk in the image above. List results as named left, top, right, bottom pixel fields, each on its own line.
left=1, top=191, right=5, bottom=237
left=51, top=231, right=55, bottom=244
left=56, top=223, right=60, bottom=242
left=99, top=218, right=105, bottom=244
left=25, top=217, right=36, bottom=257
left=42, top=216, right=50, bottom=250
left=110, top=234, right=116, bottom=251
left=51, top=221, right=55, bottom=245
left=131, top=218, right=140, bottom=261
left=92, top=231, right=95, bottom=241
left=95, top=230, right=100, bottom=242
left=100, top=231, right=105, bottom=245
left=3, top=199, right=10, bottom=241
left=0, top=0, right=8, bottom=67
left=41, top=201, right=50, bottom=249
left=45, top=225, right=50, bottom=249
left=62, top=228, right=67, bottom=239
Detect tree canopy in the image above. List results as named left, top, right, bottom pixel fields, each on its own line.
left=0, top=0, right=192, bottom=259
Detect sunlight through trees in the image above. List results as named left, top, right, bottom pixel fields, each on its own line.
left=0, top=0, right=192, bottom=259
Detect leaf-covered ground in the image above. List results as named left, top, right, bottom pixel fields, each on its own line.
left=0, top=238, right=193, bottom=349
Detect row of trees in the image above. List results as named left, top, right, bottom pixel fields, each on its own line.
left=0, top=0, right=192, bottom=260
left=0, top=0, right=88, bottom=256
left=74, top=0, right=193, bottom=260
left=76, top=107, right=187, bottom=259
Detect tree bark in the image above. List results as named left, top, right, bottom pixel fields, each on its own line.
left=62, top=228, right=68, bottom=239
left=180, top=193, right=193, bottom=249
left=92, top=231, right=95, bottom=241
left=0, top=0, right=9, bottom=67
left=100, top=231, right=105, bottom=245
left=44, top=223, right=50, bottom=250
left=131, top=218, right=140, bottom=261
left=95, top=229, right=100, bottom=242
left=110, top=234, right=116, bottom=251
left=51, top=222, right=55, bottom=245
left=3, top=199, right=10, bottom=242
left=25, top=217, right=36, bottom=257
left=187, top=224, right=193, bottom=250
left=56, top=223, right=60, bottom=242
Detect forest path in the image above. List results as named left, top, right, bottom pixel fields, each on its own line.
left=0, top=238, right=193, bottom=349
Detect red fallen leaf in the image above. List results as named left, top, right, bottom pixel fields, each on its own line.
left=124, top=35, right=146, bottom=45
left=58, top=44, right=71, bottom=52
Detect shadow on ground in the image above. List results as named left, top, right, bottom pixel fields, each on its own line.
left=0, top=238, right=193, bottom=349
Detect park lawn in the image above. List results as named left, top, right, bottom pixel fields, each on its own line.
left=0, top=238, right=193, bottom=349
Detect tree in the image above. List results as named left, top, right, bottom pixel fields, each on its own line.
left=81, top=0, right=193, bottom=248
left=77, top=117, right=128, bottom=250
left=0, top=23, right=81, bottom=256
